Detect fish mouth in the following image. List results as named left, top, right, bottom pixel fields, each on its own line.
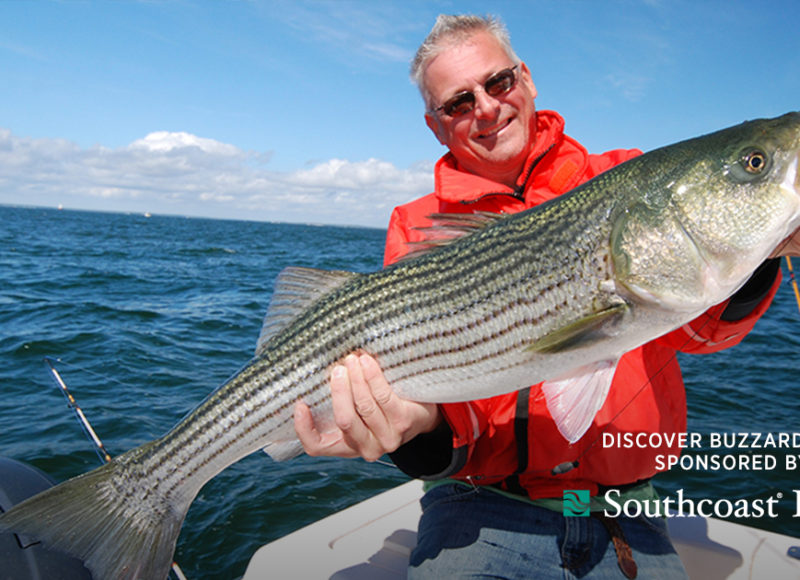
left=779, top=154, right=800, bottom=215
left=778, top=153, right=800, bottom=242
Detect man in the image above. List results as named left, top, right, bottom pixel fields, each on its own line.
left=295, top=14, right=787, bottom=579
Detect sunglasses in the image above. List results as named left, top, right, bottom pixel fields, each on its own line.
left=430, top=65, right=520, bottom=118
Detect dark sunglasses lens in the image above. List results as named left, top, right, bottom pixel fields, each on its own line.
left=439, top=67, right=517, bottom=117
left=485, top=69, right=516, bottom=96
left=443, top=93, right=476, bottom=117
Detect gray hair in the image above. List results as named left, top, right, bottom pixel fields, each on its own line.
left=411, top=14, right=520, bottom=109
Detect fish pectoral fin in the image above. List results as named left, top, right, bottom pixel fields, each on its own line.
left=263, top=439, right=305, bottom=462
left=529, top=303, right=628, bottom=354
left=541, top=359, right=618, bottom=443
left=256, top=266, right=359, bottom=356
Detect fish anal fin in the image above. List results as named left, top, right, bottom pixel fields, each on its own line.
left=541, top=359, right=618, bottom=443
left=262, top=440, right=305, bottom=462
left=530, top=303, right=628, bottom=354
left=256, top=267, right=358, bottom=356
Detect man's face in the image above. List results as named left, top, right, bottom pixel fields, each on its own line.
left=423, top=31, right=538, bottom=185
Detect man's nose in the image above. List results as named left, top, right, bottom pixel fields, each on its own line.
left=472, top=89, right=500, bottom=119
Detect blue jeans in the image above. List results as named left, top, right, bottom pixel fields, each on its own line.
left=409, top=483, right=688, bottom=579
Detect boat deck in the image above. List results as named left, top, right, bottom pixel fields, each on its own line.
left=244, top=481, right=800, bottom=579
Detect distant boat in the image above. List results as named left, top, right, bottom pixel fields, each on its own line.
left=57, top=204, right=63, bottom=211
left=143, top=212, right=152, bottom=218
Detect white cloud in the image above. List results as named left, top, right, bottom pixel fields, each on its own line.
left=291, top=158, right=429, bottom=192
left=0, top=129, right=433, bottom=228
left=131, top=131, right=240, bottom=156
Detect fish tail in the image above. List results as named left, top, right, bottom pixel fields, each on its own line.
left=0, top=451, right=188, bottom=580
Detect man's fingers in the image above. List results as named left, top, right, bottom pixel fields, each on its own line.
left=294, top=400, right=323, bottom=452
left=348, top=354, right=383, bottom=420
left=294, top=400, right=361, bottom=458
left=357, top=353, right=442, bottom=445
left=358, top=353, right=394, bottom=406
left=352, top=354, right=405, bottom=453
left=294, top=352, right=429, bottom=461
left=331, top=357, right=373, bottom=440
left=339, top=354, right=400, bottom=460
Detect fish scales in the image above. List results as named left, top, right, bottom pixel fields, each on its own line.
left=126, top=189, right=623, bottom=507
left=241, top=188, right=609, bottom=428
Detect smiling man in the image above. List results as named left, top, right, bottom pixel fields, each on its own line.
left=295, top=14, right=786, bottom=579
left=421, top=28, right=539, bottom=188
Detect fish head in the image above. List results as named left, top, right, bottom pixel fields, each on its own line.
left=612, top=112, right=800, bottom=311
left=671, top=112, right=800, bottom=291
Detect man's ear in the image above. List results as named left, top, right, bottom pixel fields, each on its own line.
left=425, top=113, right=447, bottom=145
left=519, top=62, right=538, bottom=100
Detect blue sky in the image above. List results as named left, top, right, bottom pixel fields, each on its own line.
left=1, top=0, right=798, bottom=228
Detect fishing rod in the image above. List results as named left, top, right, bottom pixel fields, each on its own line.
left=785, top=257, right=800, bottom=315
left=43, top=356, right=188, bottom=580
left=44, top=357, right=111, bottom=464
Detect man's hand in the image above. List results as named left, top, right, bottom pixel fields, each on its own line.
left=294, top=353, right=441, bottom=462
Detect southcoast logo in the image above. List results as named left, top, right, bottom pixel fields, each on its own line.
left=563, top=490, right=591, bottom=517
left=604, top=489, right=787, bottom=519
left=563, top=489, right=800, bottom=519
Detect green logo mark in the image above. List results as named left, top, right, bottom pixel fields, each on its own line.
left=563, top=489, right=591, bottom=517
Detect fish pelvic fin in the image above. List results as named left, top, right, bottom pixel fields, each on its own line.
left=0, top=450, right=189, bottom=580
left=541, top=359, right=618, bottom=443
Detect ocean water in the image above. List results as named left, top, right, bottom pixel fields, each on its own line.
left=1, top=204, right=799, bottom=578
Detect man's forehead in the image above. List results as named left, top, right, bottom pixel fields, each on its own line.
left=423, top=32, right=512, bottom=94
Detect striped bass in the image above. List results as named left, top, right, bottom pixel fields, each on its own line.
left=2, top=112, right=800, bottom=579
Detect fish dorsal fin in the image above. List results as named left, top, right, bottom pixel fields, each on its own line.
left=541, top=359, right=619, bottom=443
left=256, top=266, right=358, bottom=356
left=396, top=211, right=505, bottom=262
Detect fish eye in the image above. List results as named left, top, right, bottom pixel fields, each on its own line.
left=742, top=149, right=768, bottom=174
